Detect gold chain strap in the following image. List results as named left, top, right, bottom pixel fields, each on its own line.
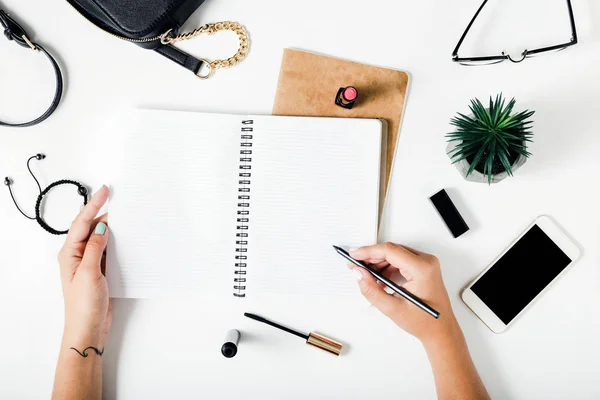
left=160, top=21, right=249, bottom=79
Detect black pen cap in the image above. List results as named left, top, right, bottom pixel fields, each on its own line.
left=221, top=329, right=240, bottom=358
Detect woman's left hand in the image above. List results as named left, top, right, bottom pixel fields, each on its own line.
left=57, top=185, right=111, bottom=348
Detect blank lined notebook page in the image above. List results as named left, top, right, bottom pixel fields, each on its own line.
left=246, top=116, right=382, bottom=298
left=107, top=110, right=240, bottom=298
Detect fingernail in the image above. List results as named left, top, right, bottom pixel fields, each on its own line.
left=353, top=268, right=364, bottom=281
left=94, top=184, right=109, bottom=195
left=349, top=248, right=359, bottom=253
left=95, top=222, right=107, bottom=236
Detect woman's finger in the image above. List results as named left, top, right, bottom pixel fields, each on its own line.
left=399, top=245, right=427, bottom=257
left=353, top=266, right=402, bottom=318
left=79, top=221, right=110, bottom=278
left=87, top=213, right=108, bottom=238
left=346, top=260, right=390, bottom=271
left=351, top=243, right=429, bottom=280
left=371, top=265, right=407, bottom=291
left=65, top=186, right=109, bottom=249
left=370, top=260, right=390, bottom=270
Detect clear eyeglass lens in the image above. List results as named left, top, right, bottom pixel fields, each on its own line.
left=526, top=46, right=569, bottom=58
left=458, top=59, right=505, bottom=66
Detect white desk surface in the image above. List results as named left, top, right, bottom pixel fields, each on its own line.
left=1, top=0, right=599, bottom=399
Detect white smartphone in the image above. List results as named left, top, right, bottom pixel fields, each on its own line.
left=462, top=216, right=580, bottom=333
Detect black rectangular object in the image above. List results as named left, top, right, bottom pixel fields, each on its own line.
left=429, top=189, right=469, bottom=238
left=471, top=224, right=571, bottom=324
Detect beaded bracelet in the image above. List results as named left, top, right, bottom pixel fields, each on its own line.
left=4, top=154, right=88, bottom=235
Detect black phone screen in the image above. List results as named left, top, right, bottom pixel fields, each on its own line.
left=471, top=224, right=572, bottom=324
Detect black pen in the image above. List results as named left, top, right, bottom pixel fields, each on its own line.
left=333, top=245, right=440, bottom=319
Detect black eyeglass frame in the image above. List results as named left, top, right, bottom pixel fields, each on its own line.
left=452, top=0, right=578, bottom=64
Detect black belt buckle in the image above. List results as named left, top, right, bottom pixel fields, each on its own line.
left=0, top=10, right=36, bottom=50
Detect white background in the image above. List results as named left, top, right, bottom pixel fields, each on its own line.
left=1, top=0, right=599, bottom=399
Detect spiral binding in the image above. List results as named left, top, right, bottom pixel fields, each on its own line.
left=234, top=120, right=253, bottom=297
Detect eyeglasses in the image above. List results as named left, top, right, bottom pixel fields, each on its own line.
left=452, top=0, right=578, bottom=65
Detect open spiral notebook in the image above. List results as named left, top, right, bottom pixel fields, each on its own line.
left=106, top=110, right=385, bottom=299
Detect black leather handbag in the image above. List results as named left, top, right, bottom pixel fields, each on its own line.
left=67, top=0, right=249, bottom=78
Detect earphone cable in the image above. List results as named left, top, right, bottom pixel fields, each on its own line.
left=6, top=155, right=43, bottom=220
left=7, top=183, right=36, bottom=220
left=27, top=156, right=43, bottom=194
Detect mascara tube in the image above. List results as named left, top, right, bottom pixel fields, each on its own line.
left=221, top=329, right=240, bottom=358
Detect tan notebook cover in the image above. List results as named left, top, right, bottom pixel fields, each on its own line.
left=272, top=49, right=409, bottom=193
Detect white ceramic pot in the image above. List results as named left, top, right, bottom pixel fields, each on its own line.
left=446, top=141, right=527, bottom=184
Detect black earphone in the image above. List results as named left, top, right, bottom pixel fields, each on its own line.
left=4, top=154, right=88, bottom=235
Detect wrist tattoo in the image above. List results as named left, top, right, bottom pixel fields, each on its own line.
left=70, top=346, right=104, bottom=358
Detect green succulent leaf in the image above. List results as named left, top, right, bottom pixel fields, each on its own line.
left=446, top=94, right=535, bottom=184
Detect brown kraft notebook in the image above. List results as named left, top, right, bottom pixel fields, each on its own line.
left=272, top=48, right=409, bottom=194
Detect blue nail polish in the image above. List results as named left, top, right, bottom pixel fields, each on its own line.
left=95, top=222, right=107, bottom=236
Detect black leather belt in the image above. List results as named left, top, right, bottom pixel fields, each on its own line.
left=0, top=9, right=63, bottom=127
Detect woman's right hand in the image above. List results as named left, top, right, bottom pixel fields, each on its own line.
left=350, top=243, right=491, bottom=400
left=349, top=242, right=460, bottom=345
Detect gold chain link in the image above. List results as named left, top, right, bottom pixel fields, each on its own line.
left=161, top=21, right=249, bottom=75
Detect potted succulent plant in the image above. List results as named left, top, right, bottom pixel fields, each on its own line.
left=446, top=94, right=534, bottom=184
